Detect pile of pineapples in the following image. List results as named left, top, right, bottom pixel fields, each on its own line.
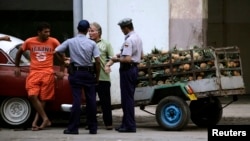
left=137, top=46, right=241, bottom=87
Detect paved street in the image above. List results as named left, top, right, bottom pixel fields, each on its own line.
left=0, top=95, right=250, bottom=141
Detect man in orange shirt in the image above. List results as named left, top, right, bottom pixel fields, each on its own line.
left=14, top=22, right=63, bottom=131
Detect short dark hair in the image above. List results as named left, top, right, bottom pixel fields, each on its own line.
left=36, top=22, right=51, bottom=32
left=78, top=27, right=89, bottom=33
left=77, top=20, right=90, bottom=33
left=121, top=23, right=134, bottom=30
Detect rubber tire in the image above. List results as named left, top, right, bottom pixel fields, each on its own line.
left=156, top=96, right=190, bottom=131
left=0, top=97, right=33, bottom=128
left=189, top=97, right=222, bottom=127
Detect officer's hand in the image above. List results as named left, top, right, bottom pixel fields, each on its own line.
left=14, top=67, right=21, bottom=77
left=116, top=53, right=120, bottom=58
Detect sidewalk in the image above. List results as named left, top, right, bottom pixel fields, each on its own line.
left=219, top=104, right=250, bottom=125
left=220, top=94, right=250, bottom=118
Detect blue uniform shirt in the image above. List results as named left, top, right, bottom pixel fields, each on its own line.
left=55, top=34, right=100, bottom=66
left=121, top=31, right=143, bottom=63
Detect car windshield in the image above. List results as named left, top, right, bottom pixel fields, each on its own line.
left=9, top=44, right=30, bottom=65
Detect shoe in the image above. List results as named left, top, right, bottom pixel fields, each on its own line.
left=106, top=126, right=113, bottom=130
left=115, top=126, right=122, bottom=131
left=115, top=127, right=119, bottom=131
left=117, top=127, right=136, bottom=133
left=89, top=130, right=97, bottom=134
left=63, top=129, right=79, bottom=135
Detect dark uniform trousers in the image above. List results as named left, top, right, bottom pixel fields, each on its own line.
left=119, top=63, right=138, bottom=130
left=67, top=70, right=97, bottom=132
left=96, top=81, right=113, bottom=126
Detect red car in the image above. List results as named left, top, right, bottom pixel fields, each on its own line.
left=0, top=33, right=85, bottom=128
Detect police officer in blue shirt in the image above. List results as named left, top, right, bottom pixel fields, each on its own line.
left=105, top=18, right=143, bottom=133
left=55, top=19, right=101, bottom=135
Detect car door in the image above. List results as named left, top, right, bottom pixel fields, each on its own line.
left=0, top=49, right=29, bottom=97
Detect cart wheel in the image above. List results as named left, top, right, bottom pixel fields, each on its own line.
left=0, top=97, right=34, bottom=128
left=156, top=96, right=190, bottom=131
left=189, top=97, right=222, bottom=127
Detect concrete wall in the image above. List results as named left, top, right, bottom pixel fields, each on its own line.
left=207, top=0, right=250, bottom=93
left=169, top=0, right=207, bottom=50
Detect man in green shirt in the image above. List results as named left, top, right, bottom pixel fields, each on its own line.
left=89, top=22, right=114, bottom=130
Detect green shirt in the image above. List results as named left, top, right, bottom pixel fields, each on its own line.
left=97, top=39, right=114, bottom=81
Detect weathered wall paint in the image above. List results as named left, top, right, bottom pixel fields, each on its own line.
left=169, top=0, right=207, bottom=50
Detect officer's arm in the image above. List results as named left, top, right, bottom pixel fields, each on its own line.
left=111, top=55, right=132, bottom=63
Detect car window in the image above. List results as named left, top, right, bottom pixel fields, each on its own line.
left=9, top=44, right=30, bottom=65
left=0, top=50, right=8, bottom=64
left=0, top=49, right=15, bottom=64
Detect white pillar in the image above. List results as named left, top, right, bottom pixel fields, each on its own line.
left=73, top=0, right=83, bottom=35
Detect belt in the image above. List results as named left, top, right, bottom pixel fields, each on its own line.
left=121, top=63, right=138, bottom=66
left=73, top=66, right=94, bottom=71
left=130, top=63, right=138, bottom=66
left=120, top=63, right=138, bottom=70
